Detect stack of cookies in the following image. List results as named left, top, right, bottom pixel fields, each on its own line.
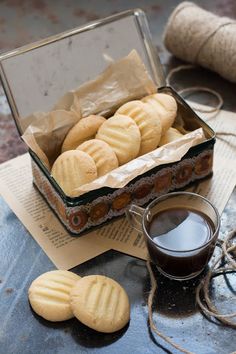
left=51, top=93, right=182, bottom=197
left=28, top=270, right=130, bottom=333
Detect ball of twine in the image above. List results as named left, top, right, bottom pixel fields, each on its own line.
left=163, top=1, right=236, bottom=83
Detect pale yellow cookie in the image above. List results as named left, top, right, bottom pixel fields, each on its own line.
left=76, top=139, right=119, bottom=177
left=159, top=127, right=184, bottom=146
left=142, top=93, right=177, bottom=135
left=51, top=150, right=97, bottom=197
left=96, top=114, right=141, bottom=165
left=115, top=100, right=162, bottom=155
left=61, top=115, right=106, bottom=153
left=28, top=270, right=81, bottom=322
left=70, top=275, right=130, bottom=333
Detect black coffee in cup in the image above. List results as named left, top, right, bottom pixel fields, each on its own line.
left=126, top=192, right=220, bottom=280
left=147, top=207, right=216, bottom=279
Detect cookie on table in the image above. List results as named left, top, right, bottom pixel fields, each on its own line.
left=96, top=114, right=141, bottom=165
left=51, top=150, right=97, bottom=197
left=142, top=93, right=177, bottom=135
left=77, top=139, right=119, bottom=177
left=159, top=127, right=183, bottom=146
left=28, top=270, right=81, bottom=322
left=61, top=115, right=106, bottom=152
left=115, top=100, right=162, bottom=155
left=70, top=275, right=130, bottom=333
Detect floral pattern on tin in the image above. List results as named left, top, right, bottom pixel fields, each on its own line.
left=154, top=169, right=173, bottom=194
left=89, top=202, right=110, bottom=222
left=194, top=150, right=213, bottom=178
left=133, top=183, right=153, bottom=200
left=174, top=159, right=193, bottom=188
left=111, top=190, right=132, bottom=215
left=68, top=210, right=88, bottom=231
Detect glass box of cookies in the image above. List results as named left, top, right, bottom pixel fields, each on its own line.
left=0, top=10, right=215, bottom=235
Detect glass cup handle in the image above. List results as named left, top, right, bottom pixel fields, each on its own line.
left=126, top=204, right=145, bottom=233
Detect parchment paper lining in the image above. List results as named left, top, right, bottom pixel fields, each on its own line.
left=71, top=129, right=205, bottom=196
left=21, top=50, right=206, bottom=197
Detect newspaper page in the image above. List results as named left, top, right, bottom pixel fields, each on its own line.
left=0, top=154, right=147, bottom=269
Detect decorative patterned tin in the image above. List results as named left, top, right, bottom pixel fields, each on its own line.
left=0, top=10, right=216, bottom=236
left=31, top=146, right=214, bottom=234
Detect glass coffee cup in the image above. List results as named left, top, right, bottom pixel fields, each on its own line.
left=126, top=192, right=220, bottom=281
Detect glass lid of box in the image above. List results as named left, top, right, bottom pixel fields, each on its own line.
left=0, top=9, right=165, bottom=134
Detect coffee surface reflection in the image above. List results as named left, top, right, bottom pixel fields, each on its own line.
left=148, top=208, right=214, bottom=252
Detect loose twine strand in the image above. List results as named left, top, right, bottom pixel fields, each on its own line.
left=166, top=64, right=224, bottom=114
left=149, top=61, right=236, bottom=349
left=166, top=64, right=236, bottom=138
left=196, top=231, right=236, bottom=327
left=147, top=232, right=236, bottom=353
left=150, top=50, right=236, bottom=354
left=148, top=3, right=236, bottom=351
left=146, top=260, right=194, bottom=354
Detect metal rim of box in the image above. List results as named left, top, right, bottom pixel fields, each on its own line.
left=30, top=84, right=216, bottom=235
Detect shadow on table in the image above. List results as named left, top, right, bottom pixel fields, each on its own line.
left=31, top=305, right=129, bottom=348
left=70, top=319, right=129, bottom=348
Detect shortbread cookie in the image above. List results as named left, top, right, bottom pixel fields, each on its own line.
left=70, top=275, right=130, bottom=333
left=159, top=127, right=183, bottom=146
left=77, top=139, right=119, bottom=177
left=115, top=100, right=162, bottom=155
left=51, top=150, right=97, bottom=197
left=28, top=270, right=81, bottom=322
left=142, top=93, right=177, bottom=135
left=96, top=114, right=141, bottom=165
left=61, top=115, right=106, bottom=152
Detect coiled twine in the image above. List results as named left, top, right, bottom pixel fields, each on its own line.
left=163, top=2, right=236, bottom=83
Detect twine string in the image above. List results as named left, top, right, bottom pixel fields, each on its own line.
left=196, top=230, right=236, bottom=327
left=166, top=65, right=236, bottom=138
left=146, top=260, right=194, bottom=354
left=148, top=3, right=236, bottom=350
left=166, top=64, right=224, bottom=114
left=147, top=231, right=236, bottom=353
